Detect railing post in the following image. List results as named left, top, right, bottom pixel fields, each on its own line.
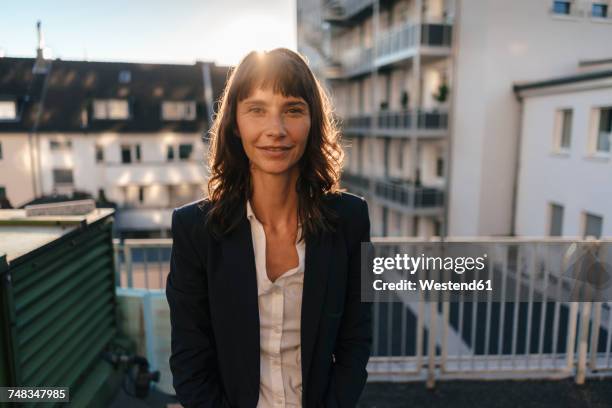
left=426, top=296, right=438, bottom=389
left=576, top=302, right=591, bottom=384
left=125, top=244, right=133, bottom=289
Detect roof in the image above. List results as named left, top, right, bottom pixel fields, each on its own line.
left=0, top=207, right=114, bottom=263
left=513, top=69, right=612, bottom=95
left=0, top=57, right=230, bottom=133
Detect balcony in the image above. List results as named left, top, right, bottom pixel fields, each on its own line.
left=376, top=22, right=453, bottom=67
left=338, top=46, right=374, bottom=78
left=323, top=0, right=374, bottom=24
left=343, top=109, right=449, bottom=137
left=341, top=172, right=445, bottom=214
left=332, top=22, right=453, bottom=79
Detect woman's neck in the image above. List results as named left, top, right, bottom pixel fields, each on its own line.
left=249, top=166, right=299, bottom=230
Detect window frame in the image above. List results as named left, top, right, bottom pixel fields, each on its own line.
left=178, top=143, right=193, bottom=161
left=553, top=108, right=573, bottom=154
left=93, top=99, right=131, bottom=120
left=548, top=202, right=564, bottom=236
left=161, top=101, right=197, bottom=121
left=588, top=106, right=612, bottom=157
left=582, top=211, right=604, bottom=239
left=52, top=168, right=75, bottom=186
left=0, top=100, right=18, bottom=121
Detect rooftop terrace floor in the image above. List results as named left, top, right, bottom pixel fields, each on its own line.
left=109, top=378, right=612, bottom=407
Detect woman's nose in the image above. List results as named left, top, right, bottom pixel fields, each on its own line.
left=264, top=114, right=287, bottom=137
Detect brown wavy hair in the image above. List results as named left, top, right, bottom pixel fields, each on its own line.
left=203, top=48, right=345, bottom=242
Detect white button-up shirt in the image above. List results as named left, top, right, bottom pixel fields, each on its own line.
left=246, top=200, right=305, bottom=408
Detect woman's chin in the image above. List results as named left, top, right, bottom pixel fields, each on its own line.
left=253, top=162, right=298, bottom=176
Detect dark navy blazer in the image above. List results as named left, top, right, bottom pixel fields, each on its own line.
left=166, top=191, right=372, bottom=407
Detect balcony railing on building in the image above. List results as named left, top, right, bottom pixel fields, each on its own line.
left=377, top=23, right=453, bottom=62
left=341, top=172, right=445, bottom=210
left=343, top=109, right=448, bottom=136
left=374, top=179, right=444, bottom=208
left=334, top=22, right=453, bottom=79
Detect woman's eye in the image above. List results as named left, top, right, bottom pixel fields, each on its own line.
left=249, top=107, right=264, bottom=114
left=287, top=108, right=304, bottom=115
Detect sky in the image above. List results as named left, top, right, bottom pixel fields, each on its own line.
left=0, top=0, right=297, bottom=66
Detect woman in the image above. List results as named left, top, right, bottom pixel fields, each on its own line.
left=166, top=48, right=372, bottom=408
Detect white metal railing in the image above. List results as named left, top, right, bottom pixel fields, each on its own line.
left=113, top=238, right=172, bottom=290
left=113, top=237, right=612, bottom=386
left=344, top=109, right=449, bottom=133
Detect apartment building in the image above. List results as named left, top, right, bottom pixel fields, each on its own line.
left=0, top=51, right=228, bottom=238
left=297, top=0, right=612, bottom=238
left=514, top=59, right=612, bottom=238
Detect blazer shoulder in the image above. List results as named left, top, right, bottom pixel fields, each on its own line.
left=173, top=197, right=212, bottom=222
left=326, top=191, right=369, bottom=233
left=172, top=198, right=213, bottom=244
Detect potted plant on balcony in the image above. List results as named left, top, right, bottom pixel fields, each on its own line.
left=433, top=82, right=448, bottom=103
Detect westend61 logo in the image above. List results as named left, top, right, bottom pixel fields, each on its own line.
left=360, top=242, right=612, bottom=302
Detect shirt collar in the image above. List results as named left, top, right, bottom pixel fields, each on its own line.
left=246, top=199, right=255, bottom=221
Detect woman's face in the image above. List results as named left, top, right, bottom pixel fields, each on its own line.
left=236, top=86, right=311, bottom=176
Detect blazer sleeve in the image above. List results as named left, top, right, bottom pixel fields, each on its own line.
left=324, top=198, right=373, bottom=407
left=166, top=208, right=230, bottom=408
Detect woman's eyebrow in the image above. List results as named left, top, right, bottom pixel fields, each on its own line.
left=285, top=100, right=308, bottom=108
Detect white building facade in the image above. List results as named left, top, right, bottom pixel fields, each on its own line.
left=514, top=63, right=612, bottom=238
left=0, top=56, right=228, bottom=238
left=297, top=0, right=612, bottom=238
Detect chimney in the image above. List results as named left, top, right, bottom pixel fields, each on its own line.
left=33, top=20, right=51, bottom=74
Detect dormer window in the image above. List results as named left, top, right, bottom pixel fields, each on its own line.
left=93, top=99, right=130, bottom=120
left=161, top=101, right=196, bottom=121
left=0, top=100, right=17, bottom=121
left=118, top=70, right=131, bottom=84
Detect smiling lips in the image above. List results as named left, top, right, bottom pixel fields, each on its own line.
left=258, top=145, right=292, bottom=151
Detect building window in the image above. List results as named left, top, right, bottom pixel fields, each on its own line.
left=548, top=203, right=564, bottom=236
left=0, top=101, right=16, bottom=120
left=553, top=0, right=571, bottom=14
left=167, top=145, right=175, bottom=161
left=583, top=212, right=603, bottom=239
left=0, top=141, right=3, bottom=160
left=554, top=108, right=572, bottom=151
left=93, top=99, right=130, bottom=120
left=0, top=186, right=6, bottom=200
left=52, top=168, right=74, bottom=185
left=594, top=107, right=612, bottom=153
left=49, top=139, right=72, bottom=150
left=121, top=145, right=132, bottom=164
left=95, top=145, right=104, bottom=163
left=398, top=141, right=404, bottom=170
left=121, top=144, right=141, bottom=164
left=161, top=101, right=196, bottom=121
left=592, top=3, right=608, bottom=17
left=138, top=186, right=145, bottom=203
left=178, top=144, right=193, bottom=160
left=436, top=156, right=444, bottom=177
left=118, top=70, right=131, bottom=84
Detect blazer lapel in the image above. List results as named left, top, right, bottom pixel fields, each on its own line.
left=301, top=229, right=333, bottom=394
left=219, top=215, right=261, bottom=398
